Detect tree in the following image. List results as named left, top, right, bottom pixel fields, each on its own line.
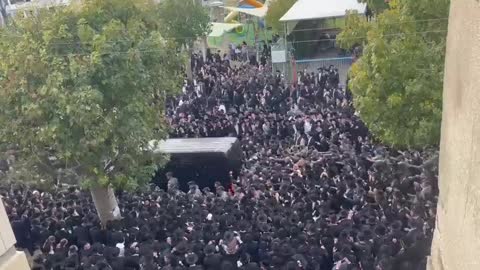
left=337, top=0, right=450, bottom=148
left=336, top=10, right=371, bottom=51
left=358, top=0, right=389, bottom=15
left=0, top=0, right=183, bottom=225
left=265, top=0, right=297, bottom=34
left=157, top=0, right=211, bottom=79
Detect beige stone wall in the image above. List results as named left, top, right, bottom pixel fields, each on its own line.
left=428, top=1, right=480, bottom=269
left=0, top=198, right=29, bottom=270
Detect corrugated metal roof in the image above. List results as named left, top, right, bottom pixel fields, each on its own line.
left=150, top=137, right=238, bottom=154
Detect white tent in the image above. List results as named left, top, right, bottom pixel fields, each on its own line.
left=208, top=22, right=243, bottom=37
left=280, top=0, right=366, bottom=22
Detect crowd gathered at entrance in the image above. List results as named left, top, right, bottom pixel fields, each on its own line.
left=3, top=51, right=438, bottom=270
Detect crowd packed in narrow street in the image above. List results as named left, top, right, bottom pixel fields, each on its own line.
left=3, top=53, right=438, bottom=270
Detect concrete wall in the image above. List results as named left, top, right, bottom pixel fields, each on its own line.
left=428, top=1, right=480, bottom=269
left=0, top=198, right=29, bottom=270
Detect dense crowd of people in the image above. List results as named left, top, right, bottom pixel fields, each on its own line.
left=3, top=51, right=438, bottom=270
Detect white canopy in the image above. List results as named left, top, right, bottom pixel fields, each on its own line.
left=280, top=0, right=366, bottom=22
left=221, top=6, right=268, bottom=18
left=208, top=22, right=243, bottom=37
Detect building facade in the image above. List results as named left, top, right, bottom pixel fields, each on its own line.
left=0, top=198, right=30, bottom=270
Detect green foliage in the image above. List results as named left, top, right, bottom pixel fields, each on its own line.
left=265, top=0, right=297, bottom=34
left=358, top=0, right=389, bottom=14
left=339, top=0, right=449, bottom=148
left=157, top=0, right=211, bottom=47
left=336, top=11, right=370, bottom=50
left=0, top=0, right=182, bottom=190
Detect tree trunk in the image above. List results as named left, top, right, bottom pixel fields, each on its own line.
left=90, top=185, right=121, bottom=227
left=186, top=45, right=193, bottom=80
left=201, top=36, right=208, bottom=62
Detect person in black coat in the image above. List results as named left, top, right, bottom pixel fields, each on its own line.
left=73, top=220, right=91, bottom=247
left=202, top=245, right=222, bottom=270
left=11, top=214, right=33, bottom=253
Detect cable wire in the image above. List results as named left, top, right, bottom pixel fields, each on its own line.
left=291, top=30, right=447, bottom=44
left=289, top=17, right=449, bottom=33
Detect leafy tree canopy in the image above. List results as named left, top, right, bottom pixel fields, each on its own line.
left=157, top=0, right=211, bottom=47
left=265, top=0, right=297, bottom=34
left=358, top=0, right=389, bottom=14
left=0, top=0, right=183, bottom=190
left=338, top=0, right=450, bottom=148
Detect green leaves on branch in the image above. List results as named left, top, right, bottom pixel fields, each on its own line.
left=338, top=0, right=449, bottom=148
left=0, top=0, right=181, bottom=190
left=357, top=0, right=389, bottom=14
left=336, top=10, right=370, bottom=50
left=265, top=0, right=297, bottom=34
left=157, top=0, right=211, bottom=47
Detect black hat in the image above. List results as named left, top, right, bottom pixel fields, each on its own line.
left=258, top=222, right=271, bottom=233
left=391, top=220, right=402, bottom=231
left=223, top=231, right=235, bottom=243
left=339, top=230, right=349, bottom=239
left=225, top=215, right=236, bottom=228
left=257, top=213, right=268, bottom=223
left=292, top=254, right=308, bottom=267
left=366, top=216, right=377, bottom=225
left=276, top=228, right=289, bottom=239
left=238, top=219, right=251, bottom=232
left=289, top=214, right=300, bottom=225
left=280, top=243, right=294, bottom=257
left=272, top=215, right=283, bottom=227
left=289, top=226, right=301, bottom=236
left=356, top=232, right=367, bottom=242
left=185, top=252, right=199, bottom=265
left=297, top=244, right=308, bottom=255
left=204, top=244, right=216, bottom=255
left=362, top=228, right=374, bottom=239
left=293, top=202, right=305, bottom=211
left=174, top=241, right=188, bottom=254
left=374, top=224, right=387, bottom=236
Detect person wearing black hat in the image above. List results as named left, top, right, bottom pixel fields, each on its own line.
left=11, top=213, right=32, bottom=253
left=185, top=252, right=202, bottom=269
left=203, top=244, right=222, bottom=270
